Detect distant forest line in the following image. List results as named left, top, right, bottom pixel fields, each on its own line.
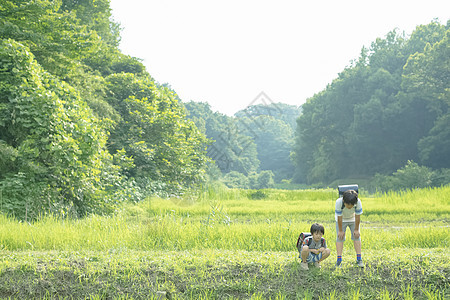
left=0, top=1, right=448, bottom=219
left=185, top=19, right=450, bottom=191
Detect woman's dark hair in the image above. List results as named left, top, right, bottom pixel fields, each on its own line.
left=310, top=223, right=325, bottom=235
left=343, top=190, right=358, bottom=205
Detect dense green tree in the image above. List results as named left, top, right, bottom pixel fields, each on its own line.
left=403, top=29, right=450, bottom=168
left=235, top=103, right=300, bottom=181
left=105, top=75, right=209, bottom=191
left=59, top=0, right=120, bottom=47
left=185, top=102, right=299, bottom=182
left=0, top=0, right=132, bottom=125
left=58, top=0, right=146, bottom=77
left=184, top=101, right=259, bottom=175
left=292, top=20, right=449, bottom=184
left=0, top=39, right=120, bottom=218
left=0, top=0, right=210, bottom=218
left=235, top=102, right=301, bottom=132
left=292, top=62, right=372, bottom=183
left=237, top=115, right=294, bottom=181
left=0, top=0, right=101, bottom=78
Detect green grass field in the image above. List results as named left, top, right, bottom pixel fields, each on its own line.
left=0, top=186, right=448, bottom=299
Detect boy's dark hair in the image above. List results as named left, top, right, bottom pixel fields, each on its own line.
left=343, top=190, right=358, bottom=205
left=310, top=223, right=325, bottom=235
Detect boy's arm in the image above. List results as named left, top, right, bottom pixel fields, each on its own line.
left=318, top=238, right=327, bottom=252
left=337, top=216, right=345, bottom=240
left=354, top=214, right=361, bottom=238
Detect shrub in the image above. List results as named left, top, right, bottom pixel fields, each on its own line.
left=374, top=160, right=433, bottom=192
left=223, top=171, right=249, bottom=189
left=247, top=190, right=267, bottom=200
left=431, top=168, right=450, bottom=187
left=256, top=170, right=275, bottom=189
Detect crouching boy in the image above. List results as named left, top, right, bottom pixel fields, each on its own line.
left=300, top=223, right=331, bottom=270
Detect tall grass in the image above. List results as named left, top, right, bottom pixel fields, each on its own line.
left=2, top=214, right=447, bottom=252
left=0, top=186, right=448, bottom=299
left=0, top=186, right=448, bottom=252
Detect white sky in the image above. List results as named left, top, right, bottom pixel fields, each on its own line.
left=109, top=0, right=449, bottom=116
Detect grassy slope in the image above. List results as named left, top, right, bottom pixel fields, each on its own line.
left=0, top=187, right=449, bottom=299
left=0, top=248, right=448, bottom=299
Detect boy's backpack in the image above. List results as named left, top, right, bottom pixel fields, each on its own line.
left=296, top=232, right=310, bottom=253
left=338, top=184, right=358, bottom=209
left=296, top=232, right=326, bottom=254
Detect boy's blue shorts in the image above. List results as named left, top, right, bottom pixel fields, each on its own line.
left=305, top=252, right=323, bottom=263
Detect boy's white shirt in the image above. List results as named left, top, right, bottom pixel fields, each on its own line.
left=335, top=197, right=363, bottom=222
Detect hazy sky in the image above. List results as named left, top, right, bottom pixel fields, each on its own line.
left=109, top=0, right=449, bottom=116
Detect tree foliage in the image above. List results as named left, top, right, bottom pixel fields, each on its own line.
left=184, top=101, right=259, bottom=175
left=0, top=0, right=209, bottom=218
left=237, top=114, right=295, bottom=181
left=292, top=20, right=450, bottom=185
left=403, top=30, right=450, bottom=169
left=0, top=39, right=119, bottom=218
left=105, top=74, right=208, bottom=191
left=185, top=102, right=301, bottom=182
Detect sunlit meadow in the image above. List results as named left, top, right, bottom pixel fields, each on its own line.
left=0, top=186, right=448, bottom=299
